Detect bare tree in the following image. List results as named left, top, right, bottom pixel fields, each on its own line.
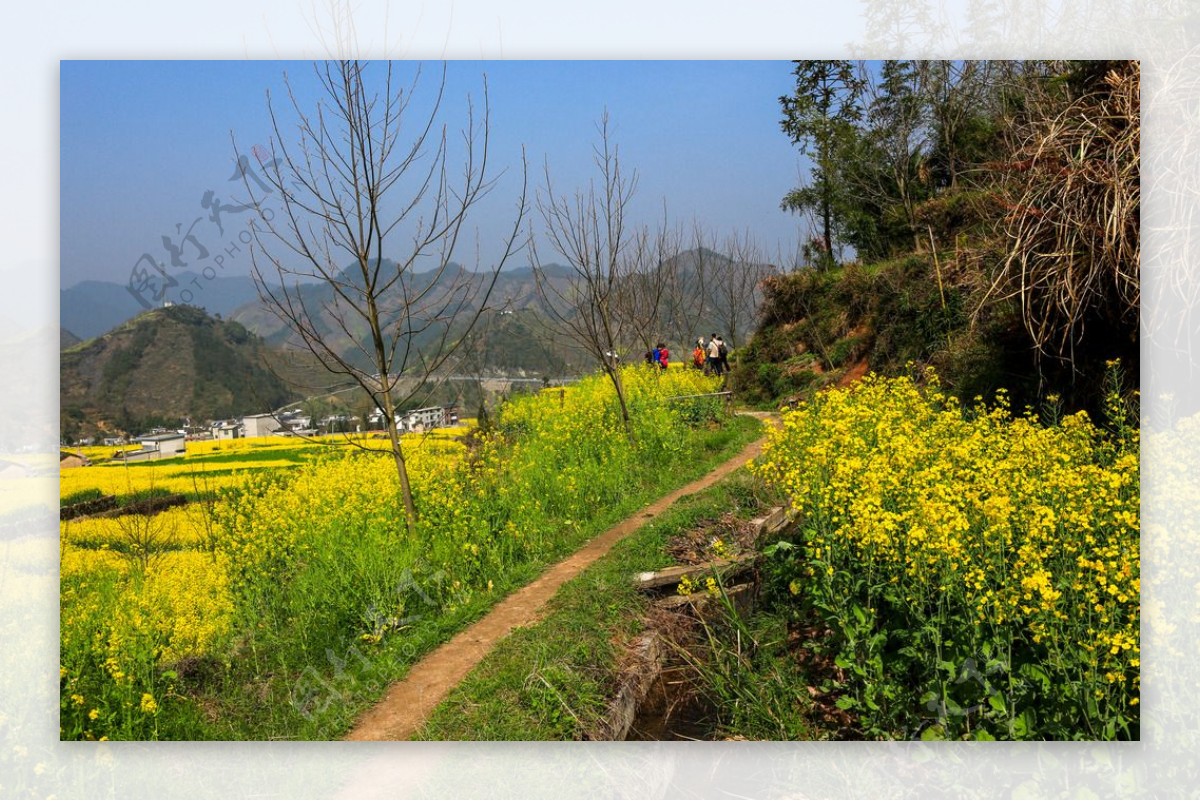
left=660, top=223, right=714, bottom=351
left=707, top=229, right=775, bottom=351
left=531, top=114, right=658, bottom=439
left=236, top=61, right=527, bottom=531
left=613, top=217, right=675, bottom=357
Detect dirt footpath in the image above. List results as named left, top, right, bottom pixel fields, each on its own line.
left=345, top=416, right=773, bottom=741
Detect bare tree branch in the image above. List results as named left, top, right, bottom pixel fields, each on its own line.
left=235, top=60, right=528, bottom=530
left=529, top=113, right=659, bottom=439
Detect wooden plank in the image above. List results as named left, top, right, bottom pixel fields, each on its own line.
left=633, top=555, right=756, bottom=591
left=655, top=582, right=755, bottom=613
left=749, top=506, right=795, bottom=545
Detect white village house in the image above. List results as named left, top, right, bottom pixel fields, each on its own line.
left=367, top=405, right=458, bottom=433
left=242, top=413, right=283, bottom=438
left=400, top=406, right=447, bottom=433
left=211, top=421, right=241, bottom=440
left=119, top=432, right=186, bottom=462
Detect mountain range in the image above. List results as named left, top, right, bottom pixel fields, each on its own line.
left=59, top=250, right=775, bottom=438
left=61, top=252, right=769, bottom=354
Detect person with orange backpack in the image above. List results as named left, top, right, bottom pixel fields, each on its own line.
left=692, top=337, right=706, bottom=370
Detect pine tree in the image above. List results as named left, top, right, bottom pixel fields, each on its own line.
left=779, top=60, right=865, bottom=268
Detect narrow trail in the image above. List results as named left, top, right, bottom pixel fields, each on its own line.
left=345, top=412, right=776, bottom=741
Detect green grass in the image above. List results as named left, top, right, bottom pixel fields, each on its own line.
left=177, top=447, right=319, bottom=466
left=415, top=467, right=772, bottom=741
left=177, top=414, right=765, bottom=740
left=667, top=598, right=822, bottom=741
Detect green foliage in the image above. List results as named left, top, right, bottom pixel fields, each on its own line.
left=168, top=371, right=760, bottom=739
left=733, top=360, right=821, bottom=406
left=671, top=591, right=816, bottom=741
left=779, top=60, right=866, bottom=263
left=912, top=187, right=1001, bottom=241
left=189, top=316, right=291, bottom=419
left=98, top=322, right=157, bottom=408
left=826, top=335, right=865, bottom=369
left=417, top=467, right=771, bottom=741
left=866, top=259, right=966, bottom=368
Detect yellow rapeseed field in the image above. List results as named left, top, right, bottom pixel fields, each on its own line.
left=751, top=366, right=1139, bottom=739
left=60, top=366, right=727, bottom=739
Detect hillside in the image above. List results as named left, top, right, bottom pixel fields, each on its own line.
left=60, top=304, right=297, bottom=440
left=731, top=219, right=1138, bottom=416
left=61, top=272, right=262, bottom=340
left=732, top=60, right=1140, bottom=417
left=730, top=253, right=1036, bottom=405
left=226, top=251, right=767, bottom=375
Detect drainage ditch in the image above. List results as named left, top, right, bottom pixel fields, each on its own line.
left=586, top=506, right=794, bottom=741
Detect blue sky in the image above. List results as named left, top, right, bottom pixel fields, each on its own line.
left=60, top=60, right=812, bottom=288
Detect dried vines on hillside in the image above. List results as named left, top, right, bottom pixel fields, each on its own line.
left=986, top=61, right=1140, bottom=364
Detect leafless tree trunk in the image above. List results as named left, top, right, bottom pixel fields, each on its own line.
left=236, top=61, right=527, bottom=532
left=531, top=113, right=658, bottom=440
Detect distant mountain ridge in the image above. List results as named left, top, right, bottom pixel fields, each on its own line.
left=60, top=304, right=296, bottom=441
left=61, top=272, right=262, bottom=340
left=59, top=249, right=771, bottom=439
left=59, top=251, right=763, bottom=350
left=225, top=250, right=769, bottom=362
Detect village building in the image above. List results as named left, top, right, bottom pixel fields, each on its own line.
left=118, top=432, right=186, bottom=462
left=211, top=421, right=241, bottom=440
left=399, top=406, right=449, bottom=433
left=242, top=414, right=283, bottom=438
left=278, top=412, right=313, bottom=434
left=365, top=405, right=458, bottom=433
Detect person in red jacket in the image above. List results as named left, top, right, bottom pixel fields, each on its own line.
left=657, top=342, right=670, bottom=370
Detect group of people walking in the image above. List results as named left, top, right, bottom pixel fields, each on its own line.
left=641, top=335, right=730, bottom=375
left=693, top=334, right=729, bottom=376
left=644, top=342, right=671, bottom=370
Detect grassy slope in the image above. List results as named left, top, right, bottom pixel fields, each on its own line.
left=183, top=414, right=764, bottom=740
left=415, top=465, right=777, bottom=740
